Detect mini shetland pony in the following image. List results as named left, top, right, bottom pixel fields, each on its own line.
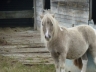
left=40, top=13, right=96, bottom=72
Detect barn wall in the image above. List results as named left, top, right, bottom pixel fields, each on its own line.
left=51, top=0, right=89, bottom=27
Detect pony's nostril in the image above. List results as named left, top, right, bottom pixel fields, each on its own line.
left=49, top=35, right=51, bottom=38
left=45, top=35, right=51, bottom=39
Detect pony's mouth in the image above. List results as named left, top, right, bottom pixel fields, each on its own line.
left=45, top=37, right=50, bottom=41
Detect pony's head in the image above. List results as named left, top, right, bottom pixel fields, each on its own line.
left=40, top=13, right=58, bottom=42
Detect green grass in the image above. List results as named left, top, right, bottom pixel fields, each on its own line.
left=0, top=55, right=55, bottom=72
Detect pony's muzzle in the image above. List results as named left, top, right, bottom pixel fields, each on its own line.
left=45, top=35, right=51, bottom=41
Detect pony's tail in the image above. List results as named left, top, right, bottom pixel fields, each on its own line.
left=73, top=58, right=83, bottom=69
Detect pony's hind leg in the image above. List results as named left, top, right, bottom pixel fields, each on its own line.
left=81, top=53, right=88, bottom=72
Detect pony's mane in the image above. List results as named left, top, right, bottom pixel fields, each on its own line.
left=40, top=13, right=59, bottom=43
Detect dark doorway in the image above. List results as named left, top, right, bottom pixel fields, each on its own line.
left=0, top=0, right=34, bottom=27
left=44, top=0, right=50, bottom=9
left=92, top=0, right=96, bottom=24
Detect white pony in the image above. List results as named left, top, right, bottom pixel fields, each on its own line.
left=40, top=12, right=96, bottom=72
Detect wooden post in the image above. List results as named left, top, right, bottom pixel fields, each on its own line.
left=33, top=0, right=37, bottom=30
left=89, top=0, right=92, bottom=21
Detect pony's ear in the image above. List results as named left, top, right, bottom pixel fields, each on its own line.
left=40, top=15, right=44, bottom=19
left=51, top=14, right=55, bottom=18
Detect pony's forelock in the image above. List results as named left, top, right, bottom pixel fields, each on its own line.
left=46, top=13, right=58, bottom=37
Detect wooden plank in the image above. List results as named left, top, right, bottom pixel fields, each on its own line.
left=57, top=2, right=89, bottom=11
left=56, top=18, right=88, bottom=25
left=4, top=36, right=41, bottom=44
left=0, top=48, right=48, bottom=53
left=59, top=21, right=88, bottom=27
left=0, top=43, right=45, bottom=48
left=55, top=13, right=88, bottom=20
left=51, top=6, right=89, bottom=19
left=1, top=53, right=51, bottom=58
left=0, top=10, right=34, bottom=19
left=52, top=0, right=89, bottom=3
left=56, top=16, right=88, bottom=24
left=19, top=57, right=53, bottom=64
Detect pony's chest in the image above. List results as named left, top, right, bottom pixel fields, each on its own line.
left=48, top=46, right=63, bottom=53
left=47, top=43, right=65, bottom=55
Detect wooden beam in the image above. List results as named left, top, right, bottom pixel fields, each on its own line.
left=52, top=0, right=88, bottom=3
left=0, top=10, right=33, bottom=19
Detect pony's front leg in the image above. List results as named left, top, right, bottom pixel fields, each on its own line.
left=59, top=53, right=66, bottom=72
left=51, top=52, right=60, bottom=72
left=81, top=53, right=88, bottom=72
left=55, top=60, right=60, bottom=72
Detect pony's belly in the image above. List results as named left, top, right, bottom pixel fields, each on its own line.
left=66, top=53, right=82, bottom=59
left=67, top=37, right=88, bottom=59
left=66, top=48, right=87, bottom=59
